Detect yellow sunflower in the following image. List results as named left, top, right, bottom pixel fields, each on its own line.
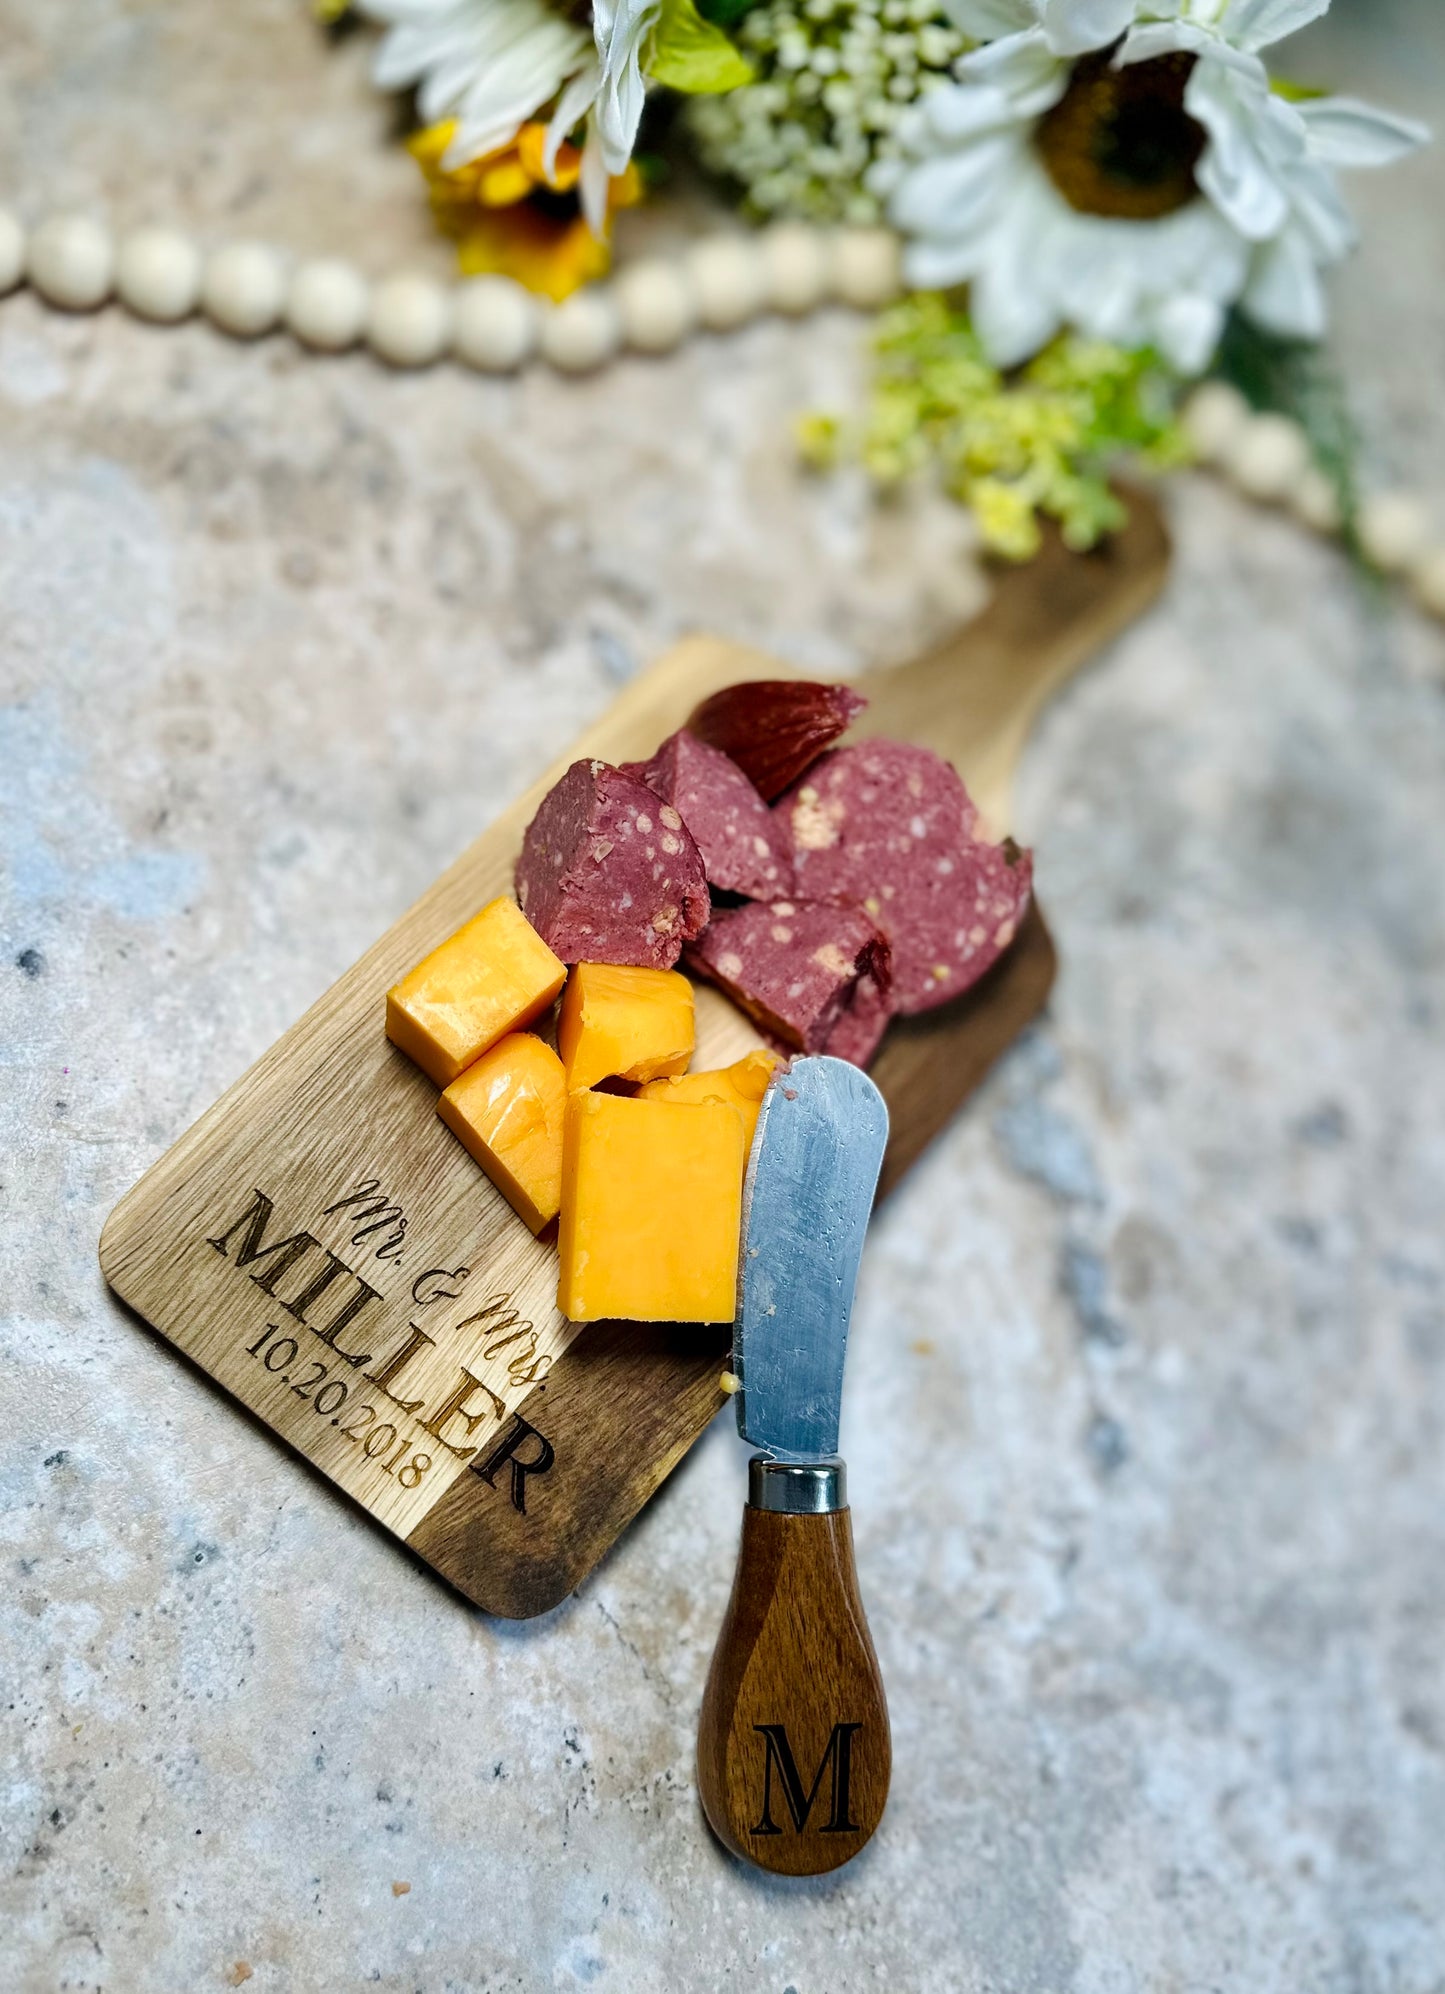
left=409, top=119, right=644, bottom=302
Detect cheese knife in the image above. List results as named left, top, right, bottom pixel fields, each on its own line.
left=696, top=1054, right=890, bottom=1875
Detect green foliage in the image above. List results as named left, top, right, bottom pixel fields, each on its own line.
left=696, top=0, right=767, bottom=24
left=802, top=295, right=1187, bottom=561
left=650, top=0, right=755, bottom=93
left=1213, top=309, right=1360, bottom=542
left=1270, top=76, right=1328, bottom=102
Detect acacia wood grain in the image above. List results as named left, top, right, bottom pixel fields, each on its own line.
left=99, top=492, right=1169, bottom=1618
left=697, top=1505, right=889, bottom=1874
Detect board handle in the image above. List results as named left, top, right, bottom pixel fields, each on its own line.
left=696, top=1459, right=890, bottom=1875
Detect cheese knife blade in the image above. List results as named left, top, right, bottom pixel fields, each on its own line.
left=732, top=1054, right=889, bottom=1459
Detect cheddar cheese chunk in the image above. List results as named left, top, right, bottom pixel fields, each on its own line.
left=387, top=896, right=566, bottom=1088
left=557, top=1092, right=745, bottom=1323
left=439, top=1032, right=566, bottom=1234
left=639, top=1049, right=781, bottom=1151
left=556, top=961, right=695, bottom=1092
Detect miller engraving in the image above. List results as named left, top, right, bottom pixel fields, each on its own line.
left=202, top=1183, right=558, bottom=1516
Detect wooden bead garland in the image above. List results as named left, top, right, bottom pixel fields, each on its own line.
left=1, top=202, right=1443, bottom=635
left=1181, top=382, right=1445, bottom=636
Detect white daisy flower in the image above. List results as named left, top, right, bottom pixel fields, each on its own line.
left=875, top=0, right=1428, bottom=370
left=357, top=0, right=661, bottom=228
left=358, top=0, right=593, bottom=167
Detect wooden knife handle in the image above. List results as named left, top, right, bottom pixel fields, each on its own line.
left=697, top=1461, right=890, bottom=1875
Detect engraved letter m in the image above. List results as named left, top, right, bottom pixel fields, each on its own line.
left=751, top=1722, right=862, bottom=1836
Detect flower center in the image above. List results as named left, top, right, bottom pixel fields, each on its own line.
left=1034, top=50, right=1207, bottom=222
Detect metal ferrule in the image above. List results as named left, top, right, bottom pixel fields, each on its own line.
left=748, top=1456, right=846, bottom=1515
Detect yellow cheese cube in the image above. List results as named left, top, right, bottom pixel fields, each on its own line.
left=557, top=1092, right=745, bottom=1323
left=439, top=1032, right=567, bottom=1234
left=639, top=1049, right=781, bottom=1151
left=387, top=896, right=566, bottom=1088
left=556, top=962, right=695, bottom=1092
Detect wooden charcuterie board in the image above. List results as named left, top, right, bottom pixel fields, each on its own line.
left=99, top=495, right=1169, bottom=1617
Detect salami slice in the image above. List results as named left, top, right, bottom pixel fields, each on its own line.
left=516, top=758, right=709, bottom=969
left=687, top=898, right=890, bottom=1054
left=688, top=680, right=867, bottom=802
left=621, top=728, right=794, bottom=901
left=777, top=742, right=1032, bottom=1014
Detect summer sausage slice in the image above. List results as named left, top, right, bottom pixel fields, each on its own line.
left=516, top=758, right=709, bottom=969
left=688, top=680, right=867, bottom=802
left=621, top=728, right=794, bottom=901
left=821, top=966, right=892, bottom=1069
left=687, top=898, right=890, bottom=1055
left=777, top=741, right=1032, bottom=1015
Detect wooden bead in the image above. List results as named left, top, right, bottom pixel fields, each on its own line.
left=1357, top=491, right=1431, bottom=575
left=453, top=276, right=538, bottom=371
left=367, top=273, right=452, bottom=368
left=1181, top=380, right=1250, bottom=464
left=615, top=259, right=696, bottom=355
left=1290, top=463, right=1343, bottom=535
left=831, top=227, right=901, bottom=309
left=27, top=212, right=115, bottom=312
left=687, top=236, right=766, bottom=332
left=762, top=223, right=831, bottom=315
left=1410, top=547, right=1445, bottom=622
left=287, top=258, right=369, bottom=352
left=116, top=226, right=201, bottom=324
left=0, top=208, right=25, bottom=296
left=202, top=242, right=286, bottom=338
left=1225, top=412, right=1310, bottom=504
left=539, top=288, right=621, bottom=373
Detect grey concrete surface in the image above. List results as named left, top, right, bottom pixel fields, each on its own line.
left=2, top=5, right=1444, bottom=1990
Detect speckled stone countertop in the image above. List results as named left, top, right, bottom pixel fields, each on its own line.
left=3, top=5, right=1444, bottom=1990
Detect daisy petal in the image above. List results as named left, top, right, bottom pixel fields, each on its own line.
left=446, top=76, right=566, bottom=161
left=1042, top=0, right=1138, bottom=58
left=1280, top=159, right=1355, bottom=262
left=358, top=0, right=464, bottom=16
left=1242, top=226, right=1327, bottom=339
left=373, top=19, right=464, bottom=92
left=1114, top=21, right=1258, bottom=76
left=545, top=59, right=602, bottom=176
left=591, top=0, right=659, bottom=172
left=370, top=0, right=593, bottom=165
left=971, top=255, right=1062, bottom=366
left=1297, top=97, right=1430, bottom=168
left=1113, top=22, right=1210, bottom=65
left=445, top=22, right=588, bottom=160
left=888, top=133, right=1021, bottom=237
left=956, top=29, right=1069, bottom=118
left=902, top=234, right=988, bottom=289
left=921, top=81, right=1020, bottom=144
left=579, top=123, right=612, bottom=237
left=1053, top=225, right=1154, bottom=346
left=1150, top=292, right=1226, bottom=374
left=1188, top=57, right=1291, bottom=241
left=939, top=0, right=1041, bottom=34
left=1222, top=0, right=1330, bottom=53
left=969, top=181, right=1065, bottom=363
